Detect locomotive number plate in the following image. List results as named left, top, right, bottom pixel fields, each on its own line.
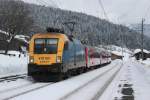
left=39, top=57, right=51, bottom=63
left=39, top=57, right=50, bottom=60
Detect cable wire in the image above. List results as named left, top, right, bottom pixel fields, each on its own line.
left=98, top=0, right=109, bottom=21
left=144, top=4, right=150, bottom=18
left=36, top=0, right=58, bottom=8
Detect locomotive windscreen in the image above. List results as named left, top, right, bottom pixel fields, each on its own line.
left=34, top=38, right=58, bottom=54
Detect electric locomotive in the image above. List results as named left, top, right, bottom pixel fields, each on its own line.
left=28, top=28, right=86, bottom=81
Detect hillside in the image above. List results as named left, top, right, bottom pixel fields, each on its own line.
left=27, top=4, right=150, bottom=50
left=1, top=0, right=150, bottom=50
left=21, top=0, right=150, bottom=24
left=130, top=24, right=150, bottom=37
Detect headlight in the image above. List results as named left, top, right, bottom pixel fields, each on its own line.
left=30, top=57, right=34, bottom=63
left=56, top=56, right=61, bottom=63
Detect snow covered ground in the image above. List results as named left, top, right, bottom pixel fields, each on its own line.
left=7, top=52, right=150, bottom=100
left=139, top=58, right=150, bottom=67
left=100, top=59, right=150, bottom=100
left=136, top=59, right=150, bottom=82
left=11, top=60, right=122, bottom=100
left=1, top=48, right=150, bottom=100
left=0, top=51, right=28, bottom=77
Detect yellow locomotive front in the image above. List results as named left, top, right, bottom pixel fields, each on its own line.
left=28, top=33, right=68, bottom=79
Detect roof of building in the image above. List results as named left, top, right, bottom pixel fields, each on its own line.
left=134, top=49, right=150, bottom=54
left=111, top=51, right=123, bottom=57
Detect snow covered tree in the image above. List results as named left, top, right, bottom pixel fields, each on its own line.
left=0, top=0, right=33, bottom=54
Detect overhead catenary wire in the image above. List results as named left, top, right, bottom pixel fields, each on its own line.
left=97, top=0, right=111, bottom=55
left=36, top=0, right=58, bottom=8
left=36, top=0, right=45, bottom=5
left=143, top=4, right=150, bottom=19
left=97, top=0, right=109, bottom=21
left=116, top=0, right=150, bottom=59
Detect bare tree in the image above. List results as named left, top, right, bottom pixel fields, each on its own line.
left=0, top=0, right=33, bottom=54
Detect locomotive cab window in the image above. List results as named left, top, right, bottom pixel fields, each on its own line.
left=34, top=39, right=45, bottom=54
left=34, top=38, right=58, bottom=54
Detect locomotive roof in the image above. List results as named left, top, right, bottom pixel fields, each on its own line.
left=31, top=33, right=69, bottom=42
left=46, top=27, right=64, bottom=33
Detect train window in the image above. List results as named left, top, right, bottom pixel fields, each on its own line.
left=47, top=39, right=58, bottom=45
left=34, top=39, right=45, bottom=54
left=34, top=38, right=58, bottom=54
left=46, top=39, right=58, bottom=54
left=35, top=39, right=45, bottom=44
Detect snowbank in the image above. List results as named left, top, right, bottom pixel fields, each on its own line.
left=0, top=51, right=28, bottom=77
left=100, top=59, right=150, bottom=100
left=140, top=58, right=150, bottom=67
left=137, top=58, right=150, bottom=83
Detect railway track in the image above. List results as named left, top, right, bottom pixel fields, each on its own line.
left=60, top=63, right=122, bottom=100
left=0, top=61, right=122, bottom=100
left=0, top=82, right=53, bottom=100
left=9, top=61, right=122, bottom=100
left=0, top=74, right=53, bottom=100
left=0, top=74, right=27, bottom=82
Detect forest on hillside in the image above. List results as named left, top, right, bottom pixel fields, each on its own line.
left=0, top=0, right=150, bottom=50
left=28, top=4, right=150, bottom=50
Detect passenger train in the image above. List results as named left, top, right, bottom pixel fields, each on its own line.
left=28, top=28, right=111, bottom=81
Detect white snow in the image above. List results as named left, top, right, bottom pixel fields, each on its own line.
left=100, top=59, right=150, bottom=100
left=11, top=60, right=122, bottom=100
left=0, top=51, right=28, bottom=77
left=137, top=58, right=150, bottom=82
left=0, top=45, right=149, bottom=100
left=0, top=82, right=51, bottom=100
left=0, top=79, right=32, bottom=95
left=10, top=52, right=150, bottom=100
left=134, top=49, right=150, bottom=54
left=0, top=30, right=9, bottom=35
left=111, top=51, right=123, bottom=56
left=14, top=35, right=30, bottom=43
left=0, top=29, right=29, bottom=43
left=141, top=58, right=150, bottom=67
left=63, top=63, right=121, bottom=100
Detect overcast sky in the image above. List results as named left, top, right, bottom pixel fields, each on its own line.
left=23, top=0, right=150, bottom=25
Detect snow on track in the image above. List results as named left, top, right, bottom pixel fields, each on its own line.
left=0, top=74, right=53, bottom=100
left=0, top=82, right=52, bottom=100
left=61, top=62, right=121, bottom=100
left=12, top=60, right=122, bottom=100
left=0, top=78, right=32, bottom=94
left=0, top=74, right=27, bottom=82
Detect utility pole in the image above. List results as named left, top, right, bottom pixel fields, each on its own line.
left=121, top=31, right=124, bottom=61
left=141, top=18, right=145, bottom=60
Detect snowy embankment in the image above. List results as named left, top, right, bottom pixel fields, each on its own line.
left=100, top=59, right=150, bottom=100
left=0, top=51, right=28, bottom=77
left=136, top=58, right=150, bottom=82
left=139, top=58, right=150, bottom=67
left=12, top=60, right=122, bottom=100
